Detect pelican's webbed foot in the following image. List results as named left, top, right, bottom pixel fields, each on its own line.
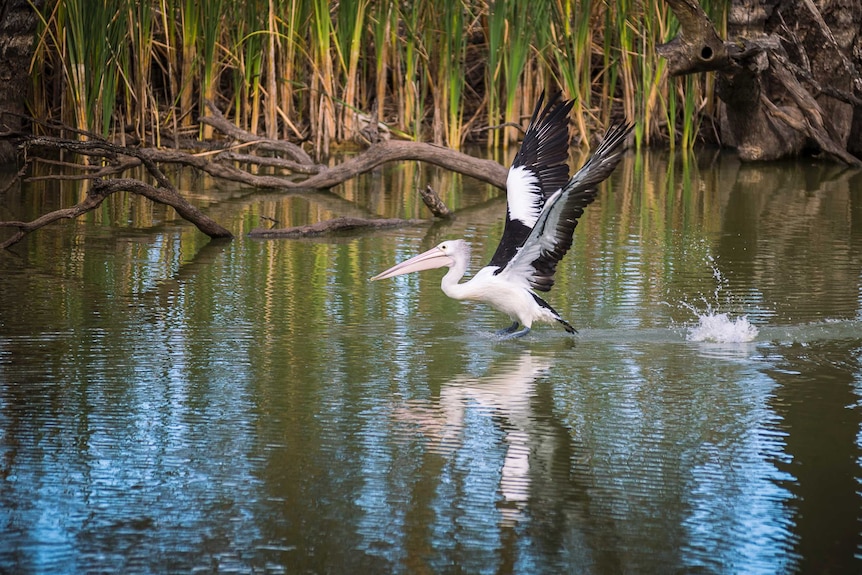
left=496, top=321, right=520, bottom=336
left=496, top=325, right=531, bottom=340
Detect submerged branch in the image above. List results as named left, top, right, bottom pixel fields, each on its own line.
left=5, top=104, right=512, bottom=246
left=0, top=177, right=232, bottom=249
left=248, top=217, right=428, bottom=238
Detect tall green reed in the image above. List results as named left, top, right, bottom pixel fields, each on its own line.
left=485, top=0, right=506, bottom=149
left=371, top=0, right=392, bottom=127
left=178, top=0, right=200, bottom=128
left=546, top=0, right=595, bottom=141
left=441, top=0, right=468, bottom=149
left=53, top=0, right=125, bottom=137
left=199, top=0, right=224, bottom=138
left=311, top=0, right=336, bottom=156
left=334, top=0, right=368, bottom=141
left=394, top=1, right=425, bottom=140
left=27, top=0, right=718, bottom=154
left=127, top=0, right=154, bottom=143
left=502, top=0, right=534, bottom=147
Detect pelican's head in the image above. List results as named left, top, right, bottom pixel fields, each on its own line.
left=370, top=239, right=469, bottom=281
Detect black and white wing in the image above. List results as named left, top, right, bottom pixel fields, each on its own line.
left=499, top=122, right=633, bottom=292
left=487, top=91, right=574, bottom=270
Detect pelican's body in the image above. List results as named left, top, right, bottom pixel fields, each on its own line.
left=372, top=92, right=632, bottom=338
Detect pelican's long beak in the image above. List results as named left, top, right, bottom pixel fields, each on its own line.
left=370, top=246, right=452, bottom=281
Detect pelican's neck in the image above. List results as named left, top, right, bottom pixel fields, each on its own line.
left=440, top=243, right=471, bottom=300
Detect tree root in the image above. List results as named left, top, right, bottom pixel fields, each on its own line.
left=1, top=102, right=507, bottom=248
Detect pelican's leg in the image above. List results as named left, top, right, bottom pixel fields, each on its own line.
left=497, top=326, right=531, bottom=340
left=496, top=321, right=520, bottom=336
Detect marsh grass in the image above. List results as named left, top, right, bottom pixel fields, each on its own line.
left=30, top=0, right=723, bottom=156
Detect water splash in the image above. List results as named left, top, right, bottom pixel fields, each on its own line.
left=686, top=311, right=759, bottom=343
left=681, top=255, right=759, bottom=343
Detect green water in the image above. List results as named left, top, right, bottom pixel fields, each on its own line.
left=1, top=152, right=861, bottom=573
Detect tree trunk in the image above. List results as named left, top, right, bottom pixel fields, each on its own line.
left=658, top=0, right=862, bottom=165
left=0, top=0, right=42, bottom=163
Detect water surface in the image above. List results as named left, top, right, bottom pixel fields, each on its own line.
left=1, top=152, right=861, bottom=573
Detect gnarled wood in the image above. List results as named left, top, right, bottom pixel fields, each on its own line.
left=418, top=184, right=453, bottom=219
left=1, top=177, right=232, bottom=249
left=248, top=217, right=427, bottom=238
left=658, top=0, right=862, bottom=166
left=656, top=0, right=729, bottom=75
left=4, top=101, right=513, bottom=248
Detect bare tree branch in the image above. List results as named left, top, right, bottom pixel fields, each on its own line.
left=4, top=102, right=514, bottom=247
left=248, top=217, right=427, bottom=238
left=200, top=101, right=317, bottom=165
left=1, top=177, right=232, bottom=249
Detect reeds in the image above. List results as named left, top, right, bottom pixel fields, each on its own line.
left=29, top=0, right=725, bottom=156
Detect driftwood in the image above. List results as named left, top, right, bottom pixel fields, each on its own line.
left=1, top=103, right=507, bottom=248
left=199, top=102, right=508, bottom=190
left=657, top=0, right=862, bottom=166
left=199, top=102, right=315, bottom=166
left=2, top=137, right=234, bottom=248
left=248, top=217, right=428, bottom=239
left=0, top=177, right=232, bottom=249
left=418, top=184, right=453, bottom=218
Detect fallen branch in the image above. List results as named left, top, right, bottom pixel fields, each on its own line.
left=297, top=140, right=508, bottom=190
left=199, top=101, right=508, bottom=190
left=24, top=136, right=509, bottom=192
left=1, top=177, right=232, bottom=249
left=200, top=101, right=316, bottom=166
left=247, top=217, right=427, bottom=238
left=25, top=101, right=510, bottom=191
left=218, top=151, right=322, bottom=175
left=5, top=103, right=513, bottom=248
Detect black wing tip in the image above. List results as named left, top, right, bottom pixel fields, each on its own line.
left=530, top=89, right=571, bottom=122
left=562, top=120, right=634, bottom=193
left=593, top=120, right=635, bottom=167
left=525, top=90, right=575, bottom=139
left=511, top=90, right=575, bottom=192
left=599, top=121, right=635, bottom=151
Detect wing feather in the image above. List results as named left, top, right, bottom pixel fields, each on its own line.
left=487, top=91, right=574, bottom=270
left=500, top=122, right=633, bottom=292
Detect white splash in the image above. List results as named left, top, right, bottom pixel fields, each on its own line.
left=681, top=254, right=760, bottom=343
left=686, top=311, right=759, bottom=343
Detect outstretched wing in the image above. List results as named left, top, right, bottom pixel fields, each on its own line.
left=499, top=122, right=633, bottom=292
left=487, top=91, right=574, bottom=270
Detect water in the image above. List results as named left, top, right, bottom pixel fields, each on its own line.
left=1, top=152, right=861, bottom=573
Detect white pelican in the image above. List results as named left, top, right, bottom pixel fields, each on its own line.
left=371, top=92, right=632, bottom=338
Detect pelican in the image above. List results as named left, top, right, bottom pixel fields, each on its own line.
left=371, top=92, right=632, bottom=338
